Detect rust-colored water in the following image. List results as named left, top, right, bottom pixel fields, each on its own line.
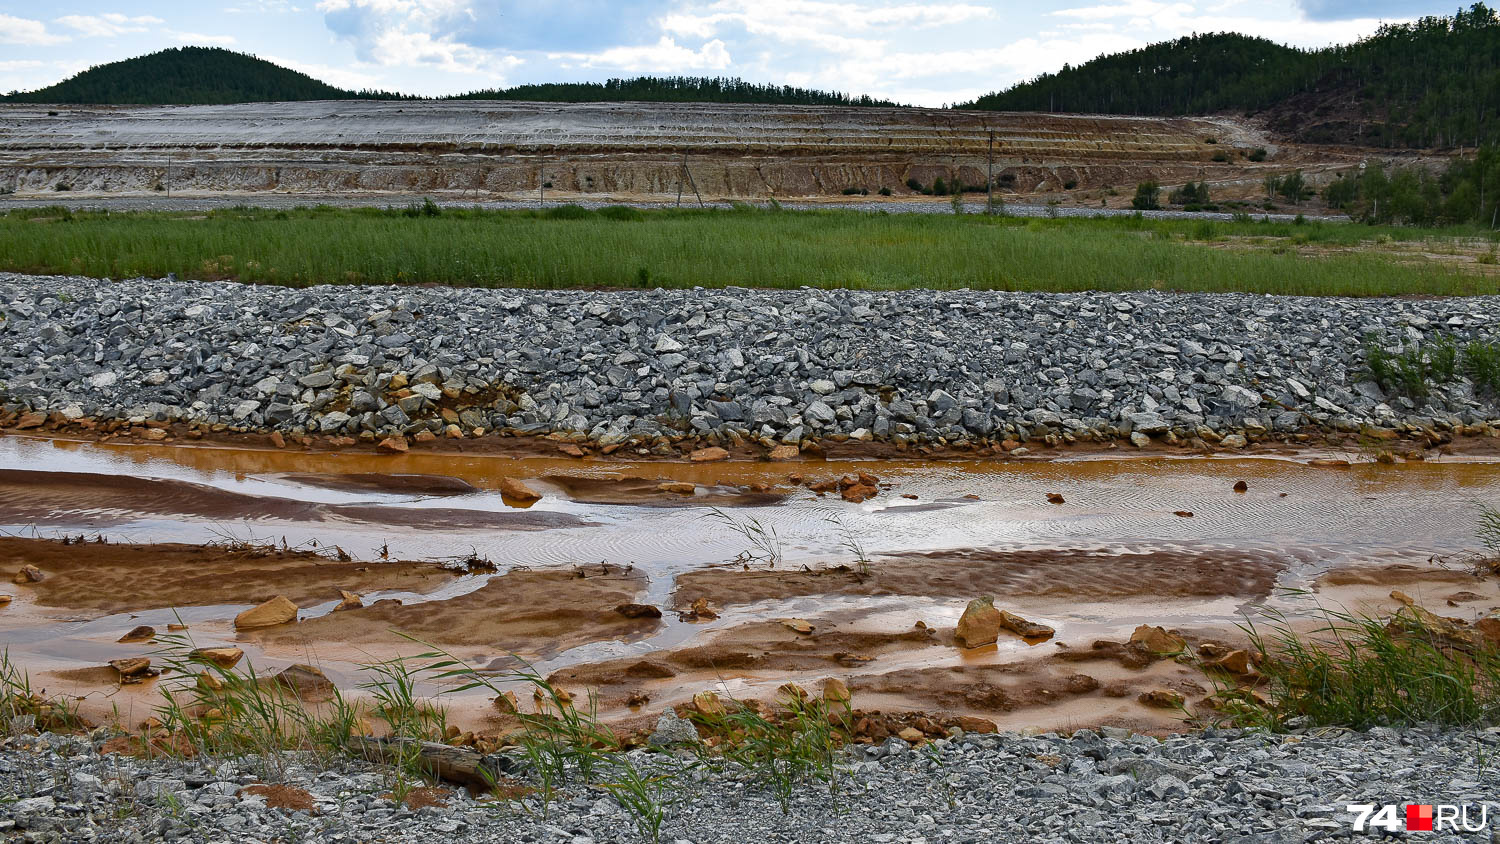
left=3, top=435, right=1498, bottom=733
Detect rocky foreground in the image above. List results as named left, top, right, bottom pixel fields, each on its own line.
left=1, top=273, right=1498, bottom=450
left=3, top=724, right=1497, bottom=842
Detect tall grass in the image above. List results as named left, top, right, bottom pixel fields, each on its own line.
left=0, top=204, right=1494, bottom=295
left=1222, top=601, right=1500, bottom=731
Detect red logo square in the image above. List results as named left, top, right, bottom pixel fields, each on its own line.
left=1407, top=804, right=1434, bottom=831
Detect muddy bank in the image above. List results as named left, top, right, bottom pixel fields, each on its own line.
left=0, top=468, right=593, bottom=530
left=244, top=566, right=657, bottom=660
left=0, top=536, right=455, bottom=615
left=673, top=548, right=1287, bottom=610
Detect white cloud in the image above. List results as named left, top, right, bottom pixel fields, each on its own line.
left=55, top=13, right=164, bottom=38
left=167, top=31, right=239, bottom=46
left=1051, top=1, right=1194, bottom=20
left=262, top=54, right=383, bottom=88
left=548, top=36, right=731, bottom=72
left=0, top=13, right=68, bottom=45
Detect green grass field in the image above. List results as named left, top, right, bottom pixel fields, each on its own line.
left=2, top=203, right=1497, bottom=296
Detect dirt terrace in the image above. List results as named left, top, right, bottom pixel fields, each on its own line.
left=0, top=100, right=1361, bottom=201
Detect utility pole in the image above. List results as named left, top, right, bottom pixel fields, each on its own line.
left=166, top=161, right=171, bottom=199
left=682, top=154, right=703, bottom=208
left=986, top=130, right=994, bottom=215
left=538, top=166, right=545, bottom=204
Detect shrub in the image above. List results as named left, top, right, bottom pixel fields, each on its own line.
left=544, top=204, right=594, bottom=220
left=932, top=177, right=949, bottom=196
left=1211, top=151, right=1229, bottom=162
left=840, top=187, right=868, bottom=196
left=905, top=177, right=923, bottom=193
left=1168, top=181, right=1210, bottom=207
left=1130, top=180, right=1161, bottom=210
left=53, top=182, right=71, bottom=192
left=1248, top=147, right=1268, bottom=162
left=1063, top=179, right=1078, bottom=190
left=1464, top=339, right=1500, bottom=396
left=877, top=186, right=892, bottom=196
left=597, top=205, right=644, bottom=221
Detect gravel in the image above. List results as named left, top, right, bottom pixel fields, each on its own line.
left=1, top=273, right=1497, bottom=447
left=4, top=724, right=1498, bottom=842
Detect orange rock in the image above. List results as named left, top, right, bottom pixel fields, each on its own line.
left=689, top=446, right=730, bottom=463
left=499, top=477, right=542, bottom=502
left=955, top=596, right=1004, bottom=648
left=1138, top=689, right=1185, bottom=709
left=897, top=727, right=925, bottom=743
left=234, top=596, right=299, bottom=630
left=190, top=647, right=245, bottom=668
left=413, top=430, right=436, bottom=443
left=692, top=691, right=726, bottom=717
left=657, top=482, right=697, bottom=495
left=822, top=677, right=851, bottom=706
left=954, top=715, right=998, bottom=734
left=614, top=603, right=663, bottom=619
left=377, top=436, right=409, bottom=454
left=558, top=443, right=585, bottom=457
left=768, top=444, right=800, bottom=461
left=117, top=625, right=156, bottom=644
left=997, top=610, right=1054, bottom=640
left=1129, top=624, right=1186, bottom=655
left=493, top=691, right=520, bottom=713
left=109, top=657, right=152, bottom=678
left=12, top=565, right=44, bottom=584
left=782, top=618, right=814, bottom=635
left=334, top=590, right=363, bottom=611
left=1046, top=493, right=1065, bottom=504
left=1233, top=480, right=1249, bottom=492
left=269, top=431, right=286, bottom=449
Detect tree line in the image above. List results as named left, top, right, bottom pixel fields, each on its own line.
left=1, top=48, right=897, bottom=108
left=959, top=4, right=1500, bottom=149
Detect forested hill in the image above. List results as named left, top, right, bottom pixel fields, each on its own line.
left=959, top=4, right=1500, bottom=149
left=1, top=49, right=897, bottom=108
left=451, top=77, right=901, bottom=107
left=0, top=47, right=404, bottom=105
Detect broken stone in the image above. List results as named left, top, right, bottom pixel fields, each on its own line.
left=334, top=590, right=363, bottom=611
left=493, top=691, right=520, bottom=713
left=682, top=597, right=718, bottom=621
left=955, top=596, right=1005, bottom=648
left=190, top=647, right=245, bottom=668
left=782, top=618, right=814, bottom=635
left=1173, top=510, right=1194, bottom=517
left=614, top=603, right=663, bottom=619
left=117, top=625, right=156, bottom=644
left=822, top=677, right=851, bottom=706
left=953, top=715, right=998, bottom=734
left=376, top=436, right=408, bottom=454
left=1138, top=689, right=1186, bottom=709
left=273, top=664, right=335, bottom=700
left=1233, top=480, right=1249, bottom=492
left=12, top=565, right=44, bottom=584
left=997, top=610, right=1055, bottom=640
left=1207, top=649, right=1255, bottom=676
left=109, top=657, right=152, bottom=678
left=689, top=446, right=729, bottom=463
left=1129, top=624, right=1186, bottom=655
left=1046, top=493, right=1065, bottom=504
left=691, top=691, right=726, bottom=717
left=768, top=444, right=800, bottom=461
left=897, top=727, right=925, bottom=743
left=234, top=596, right=299, bottom=630
left=624, top=660, right=676, bottom=679
left=499, top=477, right=542, bottom=502
left=656, top=481, right=697, bottom=495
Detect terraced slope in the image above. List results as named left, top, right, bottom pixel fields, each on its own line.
left=0, top=100, right=1342, bottom=200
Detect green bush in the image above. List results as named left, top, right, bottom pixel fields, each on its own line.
left=597, top=205, right=644, bottom=221
left=1248, top=147, right=1267, bottom=162
left=905, top=177, right=923, bottom=192
left=877, top=186, right=892, bottom=196
left=932, top=177, right=949, bottom=196
left=544, top=204, right=594, bottom=220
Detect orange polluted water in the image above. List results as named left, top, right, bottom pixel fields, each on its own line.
left=2, top=434, right=1499, bottom=735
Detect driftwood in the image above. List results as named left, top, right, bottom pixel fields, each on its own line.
left=349, top=736, right=516, bottom=790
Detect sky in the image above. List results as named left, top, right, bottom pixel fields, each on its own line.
left=0, top=0, right=1467, bottom=105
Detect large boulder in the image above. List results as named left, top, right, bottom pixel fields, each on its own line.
left=234, top=596, right=299, bottom=630
left=955, top=597, right=1004, bottom=648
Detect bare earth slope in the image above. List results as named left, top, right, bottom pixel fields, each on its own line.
left=0, top=100, right=1362, bottom=202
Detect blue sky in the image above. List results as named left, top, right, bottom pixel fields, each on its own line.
left=0, top=0, right=1464, bottom=105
